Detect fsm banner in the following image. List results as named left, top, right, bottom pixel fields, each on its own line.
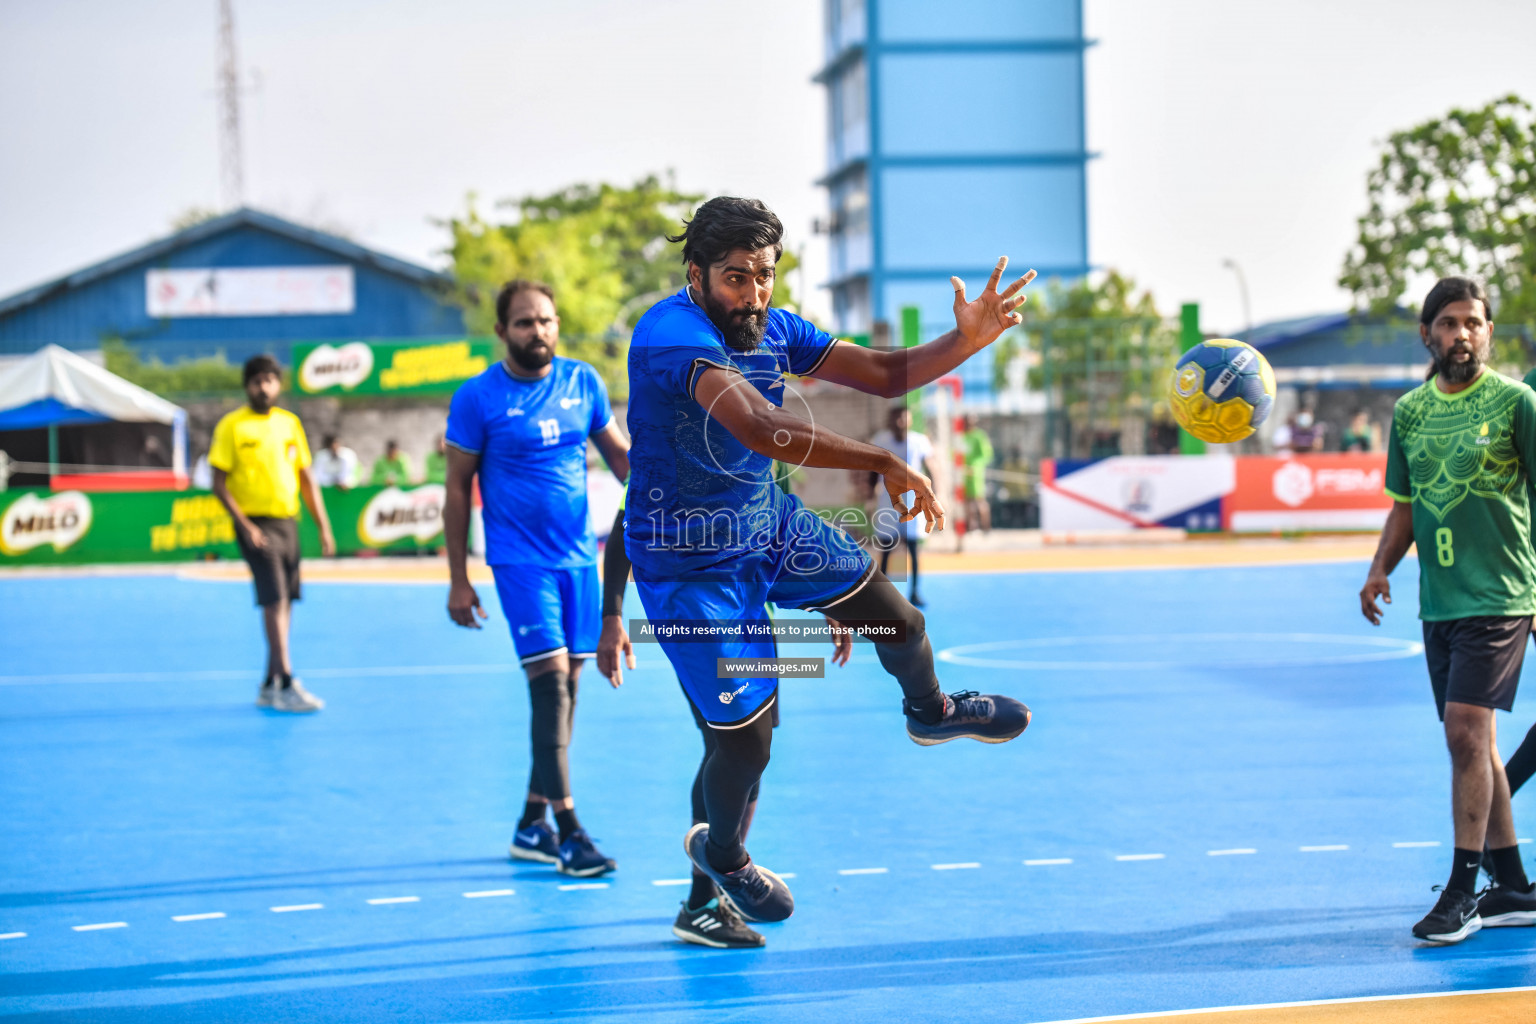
left=1040, top=454, right=1392, bottom=533
left=292, top=339, right=496, bottom=396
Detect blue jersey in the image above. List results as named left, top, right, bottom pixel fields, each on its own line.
left=625, top=288, right=836, bottom=574
left=446, top=357, right=612, bottom=568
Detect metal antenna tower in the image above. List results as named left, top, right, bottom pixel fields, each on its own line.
left=217, top=0, right=244, bottom=209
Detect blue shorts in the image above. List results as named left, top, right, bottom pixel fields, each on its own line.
left=632, top=504, right=873, bottom=727
left=491, top=563, right=600, bottom=667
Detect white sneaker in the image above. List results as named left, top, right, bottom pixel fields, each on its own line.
left=271, top=678, right=324, bottom=713
left=256, top=678, right=277, bottom=708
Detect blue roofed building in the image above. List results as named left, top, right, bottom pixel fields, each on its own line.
left=1236, top=312, right=1428, bottom=390
left=817, top=0, right=1092, bottom=342
left=0, top=208, right=465, bottom=364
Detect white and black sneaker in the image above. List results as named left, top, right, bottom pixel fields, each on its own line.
left=1476, top=882, right=1536, bottom=927
left=1412, top=885, right=1482, bottom=943
left=671, top=898, right=766, bottom=949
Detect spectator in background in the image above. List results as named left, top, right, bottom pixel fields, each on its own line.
left=370, top=440, right=413, bottom=486
left=868, top=404, right=933, bottom=607
left=424, top=435, right=449, bottom=485
left=313, top=434, right=361, bottom=489
left=1273, top=408, right=1325, bottom=456
left=191, top=451, right=213, bottom=490
left=1341, top=410, right=1381, bottom=452
left=960, top=413, right=993, bottom=542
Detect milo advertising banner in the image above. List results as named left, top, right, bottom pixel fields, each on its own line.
left=0, top=485, right=448, bottom=565
left=293, top=338, right=497, bottom=396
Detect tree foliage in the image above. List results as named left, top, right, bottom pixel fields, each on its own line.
left=441, top=176, right=804, bottom=399
left=1340, top=94, right=1536, bottom=336
left=102, top=339, right=243, bottom=396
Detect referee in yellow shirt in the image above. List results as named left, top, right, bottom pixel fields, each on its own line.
left=210, top=355, right=336, bottom=712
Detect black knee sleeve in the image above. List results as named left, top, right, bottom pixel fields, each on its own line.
left=528, top=669, right=573, bottom=802
left=818, top=574, right=939, bottom=704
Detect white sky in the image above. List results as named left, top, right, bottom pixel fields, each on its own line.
left=2, top=0, right=1534, bottom=335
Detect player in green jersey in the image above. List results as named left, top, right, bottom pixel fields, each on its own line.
left=1360, top=276, right=1536, bottom=943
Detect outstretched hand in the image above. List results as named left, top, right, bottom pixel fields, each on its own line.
left=952, top=257, right=1036, bottom=351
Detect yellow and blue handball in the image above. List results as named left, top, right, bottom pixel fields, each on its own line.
left=1167, top=340, right=1277, bottom=444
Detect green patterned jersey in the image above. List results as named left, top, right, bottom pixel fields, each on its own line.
left=1385, top=369, right=1536, bottom=620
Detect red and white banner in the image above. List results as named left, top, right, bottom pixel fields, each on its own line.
left=1226, top=454, right=1391, bottom=532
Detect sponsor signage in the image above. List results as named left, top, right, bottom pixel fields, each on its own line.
left=146, top=266, right=354, bottom=317
left=292, top=339, right=495, bottom=396
left=0, top=485, right=444, bottom=565
left=1227, top=454, right=1392, bottom=531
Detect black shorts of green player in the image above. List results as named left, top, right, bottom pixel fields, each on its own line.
left=1361, top=276, right=1536, bottom=943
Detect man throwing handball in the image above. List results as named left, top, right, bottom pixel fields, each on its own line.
left=625, top=197, right=1033, bottom=934
left=1361, top=276, right=1536, bottom=943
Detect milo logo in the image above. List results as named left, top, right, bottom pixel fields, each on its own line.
left=298, top=342, right=374, bottom=392
left=357, top=485, right=446, bottom=547
left=1, top=491, right=93, bottom=555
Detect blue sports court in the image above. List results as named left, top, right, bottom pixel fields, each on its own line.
left=2, top=551, right=1534, bottom=1021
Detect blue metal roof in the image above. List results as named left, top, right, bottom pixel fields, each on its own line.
left=0, top=208, right=465, bottom=362
left=1232, top=310, right=1425, bottom=370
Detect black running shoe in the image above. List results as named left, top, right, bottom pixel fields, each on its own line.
left=672, top=898, right=766, bottom=949
left=684, top=823, right=794, bottom=923
left=905, top=690, right=1031, bottom=746
left=1476, top=882, right=1536, bottom=927
left=1411, top=885, right=1482, bottom=943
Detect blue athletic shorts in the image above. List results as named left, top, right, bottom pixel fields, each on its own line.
left=491, top=563, right=600, bottom=667
left=632, top=508, right=873, bottom=727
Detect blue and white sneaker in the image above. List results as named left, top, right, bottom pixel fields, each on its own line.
left=684, top=823, right=793, bottom=923
left=510, top=821, right=560, bottom=864
left=904, top=689, right=1031, bottom=746
left=557, top=829, right=616, bottom=877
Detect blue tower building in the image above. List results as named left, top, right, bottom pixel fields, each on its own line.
left=818, top=0, right=1092, bottom=336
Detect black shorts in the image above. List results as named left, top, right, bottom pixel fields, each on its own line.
left=1423, top=615, right=1531, bottom=719
left=237, top=516, right=301, bottom=607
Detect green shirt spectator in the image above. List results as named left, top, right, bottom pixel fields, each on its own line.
left=962, top=425, right=994, bottom=500
left=424, top=436, right=448, bottom=485
left=370, top=441, right=414, bottom=486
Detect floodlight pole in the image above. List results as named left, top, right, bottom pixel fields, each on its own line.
left=1221, top=258, right=1252, bottom=334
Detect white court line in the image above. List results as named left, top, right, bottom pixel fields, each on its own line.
left=0, top=663, right=520, bottom=687
left=1025, top=858, right=1073, bottom=866
left=1115, top=854, right=1165, bottom=862
left=1300, top=845, right=1349, bottom=852
left=931, top=862, right=981, bottom=870
left=366, top=896, right=420, bottom=905
left=838, top=867, right=888, bottom=876
left=1207, top=849, right=1256, bottom=856
left=171, top=912, right=225, bottom=922
left=778, top=873, right=797, bottom=879
left=72, top=922, right=127, bottom=931
left=557, top=882, right=609, bottom=891
left=1522, top=838, right=1533, bottom=844
left=270, top=904, right=323, bottom=913
left=462, top=889, right=514, bottom=898
left=0, top=932, right=26, bottom=940
left=651, top=879, right=691, bottom=887
left=1393, top=841, right=1441, bottom=848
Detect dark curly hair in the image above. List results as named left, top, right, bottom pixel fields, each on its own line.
left=668, top=197, right=783, bottom=270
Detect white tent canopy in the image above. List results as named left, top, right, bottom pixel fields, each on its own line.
left=0, top=344, right=183, bottom=427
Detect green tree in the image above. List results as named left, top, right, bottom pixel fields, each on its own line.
left=995, top=270, right=1176, bottom=455
left=1340, top=94, right=1536, bottom=350
left=442, top=176, right=803, bottom=398
left=102, top=338, right=243, bottom=396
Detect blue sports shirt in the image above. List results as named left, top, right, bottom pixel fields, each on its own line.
left=446, top=357, right=612, bottom=568
left=625, top=287, right=836, bottom=572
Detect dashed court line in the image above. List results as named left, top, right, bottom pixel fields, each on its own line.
left=12, top=839, right=1534, bottom=942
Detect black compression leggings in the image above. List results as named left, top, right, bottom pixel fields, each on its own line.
left=1509, top=720, right=1536, bottom=797
left=527, top=668, right=579, bottom=802
left=699, top=571, right=939, bottom=872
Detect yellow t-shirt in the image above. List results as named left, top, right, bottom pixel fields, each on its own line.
left=208, top=406, right=312, bottom=518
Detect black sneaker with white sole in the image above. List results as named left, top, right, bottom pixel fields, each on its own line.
left=1476, top=882, right=1536, bottom=927
left=672, top=897, right=766, bottom=949
left=905, top=689, right=1031, bottom=746
left=1411, top=885, right=1482, bottom=943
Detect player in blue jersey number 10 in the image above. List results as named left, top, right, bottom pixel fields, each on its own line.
left=442, top=280, right=631, bottom=878
left=623, top=197, right=1035, bottom=930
